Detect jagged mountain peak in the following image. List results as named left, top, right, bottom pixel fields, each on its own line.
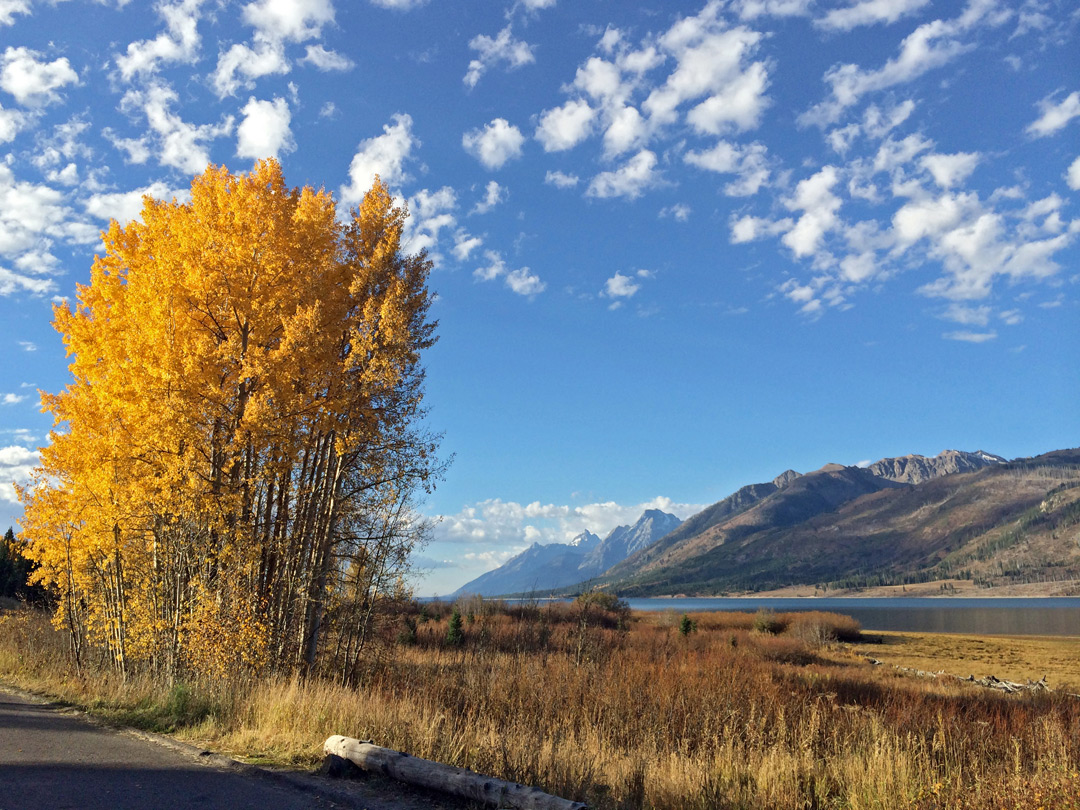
left=867, top=449, right=1005, bottom=485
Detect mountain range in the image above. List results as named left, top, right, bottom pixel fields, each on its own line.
left=452, top=448, right=1080, bottom=599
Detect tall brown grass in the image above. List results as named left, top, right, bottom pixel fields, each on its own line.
left=2, top=601, right=1078, bottom=809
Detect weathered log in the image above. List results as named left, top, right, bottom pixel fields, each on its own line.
left=323, top=735, right=587, bottom=810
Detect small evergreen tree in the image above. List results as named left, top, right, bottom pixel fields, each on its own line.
left=446, top=607, right=464, bottom=646
left=678, top=614, right=696, bottom=636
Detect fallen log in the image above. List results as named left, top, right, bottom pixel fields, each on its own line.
left=323, top=735, right=587, bottom=810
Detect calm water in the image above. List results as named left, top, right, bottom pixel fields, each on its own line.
left=624, top=597, right=1080, bottom=636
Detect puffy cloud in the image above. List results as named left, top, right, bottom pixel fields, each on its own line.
left=471, top=180, right=505, bottom=215
left=505, top=267, right=545, bottom=296
left=816, top=0, right=931, bottom=31
left=601, top=270, right=648, bottom=302
left=0, top=103, right=26, bottom=144
left=0, top=47, right=79, bottom=106
left=464, top=25, right=534, bottom=89
left=1067, top=156, right=1080, bottom=191
left=544, top=170, right=579, bottom=189
left=684, top=140, right=770, bottom=196
left=643, top=10, right=770, bottom=134
left=0, top=444, right=37, bottom=505
left=452, top=230, right=483, bottom=261
left=402, top=185, right=457, bottom=261
left=339, top=113, right=417, bottom=205
left=659, top=203, right=691, bottom=221
left=114, top=0, right=205, bottom=80
left=920, top=151, right=979, bottom=188
left=535, top=99, right=596, bottom=152
left=434, top=495, right=705, bottom=548
left=1026, top=90, right=1080, bottom=138
left=473, top=250, right=545, bottom=295
left=0, top=1, right=30, bottom=27
left=0, top=267, right=56, bottom=296
left=781, top=165, right=842, bottom=258
left=301, top=44, right=354, bottom=71
left=212, top=39, right=289, bottom=98
left=462, top=118, right=525, bottom=170
left=586, top=149, right=661, bottom=200
left=242, top=0, right=335, bottom=43
left=1, top=393, right=24, bottom=405
left=83, top=181, right=184, bottom=224
left=120, top=82, right=234, bottom=174
left=236, top=96, right=295, bottom=159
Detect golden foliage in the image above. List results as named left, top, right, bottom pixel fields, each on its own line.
left=19, top=160, right=440, bottom=680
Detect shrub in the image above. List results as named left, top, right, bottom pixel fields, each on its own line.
left=753, top=608, right=786, bottom=635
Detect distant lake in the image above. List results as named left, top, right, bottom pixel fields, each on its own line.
left=625, top=597, right=1080, bottom=636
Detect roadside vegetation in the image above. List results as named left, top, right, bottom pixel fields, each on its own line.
left=3, top=593, right=1079, bottom=810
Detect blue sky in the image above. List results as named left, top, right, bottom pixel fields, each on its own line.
left=0, top=0, right=1077, bottom=595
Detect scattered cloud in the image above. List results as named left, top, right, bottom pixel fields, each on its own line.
left=0, top=444, right=36, bottom=505
left=236, top=96, right=295, bottom=159
left=464, top=25, right=534, bottom=89
left=659, top=203, right=691, bottom=221
left=462, top=118, right=525, bottom=170
left=544, top=170, right=579, bottom=189
left=301, top=44, right=354, bottom=72
left=684, top=140, right=771, bottom=195
left=535, top=98, right=596, bottom=152
left=114, top=0, right=205, bottom=81
left=472, top=180, right=506, bottom=215
left=586, top=149, right=661, bottom=200
left=943, top=330, right=997, bottom=343
left=1, top=393, right=24, bottom=405
left=816, top=0, right=931, bottom=32
left=434, top=495, right=705, bottom=548
left=0, top=47, right=79, bottom=107
left=339, top=113, right=417, bottom=204
left=119, top=81, right=234, bottom=174
left=1067, top=156, right=1080, bottom=191
left=83, top=180, right=184, bottom=224
left=0, top=1, right=30, bottom=28
left=472, top=249, right=545, bottom=295
left=1026, top=90, right=1080, bottom=138
left=16, top=341, right=35, bottom=351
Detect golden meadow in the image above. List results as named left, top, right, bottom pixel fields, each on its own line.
left=3, top=596, right=1080, bottom=810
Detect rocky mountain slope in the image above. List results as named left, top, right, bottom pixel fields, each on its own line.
left=600, top=449, right=1080, bottom=596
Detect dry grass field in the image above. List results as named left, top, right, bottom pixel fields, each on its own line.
left=3, top=600, right=1080, bottom=809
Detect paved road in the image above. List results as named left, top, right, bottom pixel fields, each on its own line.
left=0, top=688, right=461, bottom=810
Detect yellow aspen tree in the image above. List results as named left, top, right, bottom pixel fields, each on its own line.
left=20, top=160, right=441, bottom=681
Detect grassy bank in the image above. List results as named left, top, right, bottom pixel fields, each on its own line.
left=2, top=601, right=1079, bottom=809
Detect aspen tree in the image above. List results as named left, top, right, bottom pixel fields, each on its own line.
left=20, top=160, right=441, bottom=680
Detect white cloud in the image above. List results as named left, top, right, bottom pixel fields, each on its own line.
left=452, top=230, right=482, bottom=261
left=236, top=96, right=295, bottom=159
left=114, top=0, right=205, bottom=81
left=684, top=140, right=770, bottom=196
left=370, top=0, right=427, bottom=8
left=242, top=0, right=335, bottom=43
left=660, top=203, right=691, bottom=221
left=301, top=44, right=354, bottom=71
left=729, top=214, right=793, bottom=243
left=402, top=185, right=457, bottom=260
left=505, top=267, right=545, bottom=296
left=781, top=165, right=842, bottom=258
left=1, top=393, right=25, bottom=405
left=816, top=0, right=931, bottom=31
left=464, top=25, right=535, bottom=89
left=0, top=1, right=30, bottom=27
left=472, top=180, right=505, bottom=214
left=734, top=0, right=813, bottom=20
left=0, top=444, right=37, bottom=505
left=544, top=170, right=579, bottom=189
left=212, top=39, right=289, bottom=98
left=473, top=249, right=506, bottom=282
left=942, top=303, right=990, bottom=326
left=0, top=47, right=79, bottom=106
left=1026, top=90, right=1080, bottom=138
left=473, top=249, right=544, bottom=295
left=586, top=149, right=661, bottom=200
left=340, top=113, right=417, bottom=205
left=920, top=152, right=979, bottom=188
left=83, top=181, right=182, bottom=224
left=943, top=330, right=997, bottom=343
left=434, top=495, right=704, bottom=548
left=462, top=118, right=525, bottom=170
left=801, top=0, right=1001, bottom=127
left=17, top=341, right=35, bottom=351
left=0, top=267, right=56, bottom=296
left=120, top=82, right=234, bottom=174
left=535, top=99, right=596, bottom=152
left=1067, top=156, right=1080, bottom=191
left=643, top=10, right=770, bottom=135
left=0, top=102, right=26, bottom=144
left=601, top=271, right=641, bottom=299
